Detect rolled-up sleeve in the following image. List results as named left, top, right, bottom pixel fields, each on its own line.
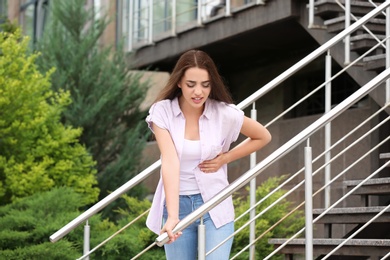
left=145, top=101, right=170, bottom=133
left=227, top=104, right=244, bottom=143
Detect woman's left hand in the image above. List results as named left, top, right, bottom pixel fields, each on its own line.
left=199, top=153, right=227, bottom=173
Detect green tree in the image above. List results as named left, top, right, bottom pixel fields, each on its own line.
left=0, top=29, right=99, bottom=205
left=231, top=175, right=305, bottom=259
left=36, top=0, right=150, bottom=209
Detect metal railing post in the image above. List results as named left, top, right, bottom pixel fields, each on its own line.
left=345, top=0, right=351, bottom=65
left=304, top=140, right=313, bottom=260
left=324, top=50, right=332, bottom=238
left=148, top=0, right=153, bottom=44
left=129, top=0, right=133, bottom=51
left=308, top=0, right=314, bottom=28
left=172, top=0, right=176, bottom=36
left=197, top=0, right=202, bottom=25
left=324, top=50, right=332, bottom=209
left=249, top=103, right=257, bottom=260
left=83, top=220, right=90, bottom=260
left=225, top=0, right=231, bottom=16
left=198, top=216, right=206, bottom=260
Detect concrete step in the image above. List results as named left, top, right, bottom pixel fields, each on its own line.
left=344, top=177, right=390, bottom=195
left=380, top=152, right=390, bottom=160
left=313, top=206, right=390, bottom=224
left=313, top=0, right=383, bottom=20
left=324, top=16, right=385, bottom=34
left=363, top=53, right=385, bottom=72
left=268, top=238, right=390, bottom=257
left=349, top=33, right=385, bottom=53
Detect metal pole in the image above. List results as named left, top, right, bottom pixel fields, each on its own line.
left=198, top=216, right=206, bottom=260
left=148, top=0, right=153, bottom=44
left=129, top=0, right=133, bottom=51
left=308, top=0, right=314, bottom=28
left=304, top=140, right=313, bottom=260
left=83, top=220, right=90, bottom=260
left=197, top=0, right=202, bottom=25
left=324, top=51, right=332, bottom=209
left=172, top=0, right=176, bottom=36
left=345, top=0, right=351, bottom=64
left=249, top=103, right=257, bottom=260
left=225, top=0, right=231, bottom=16
left=324, top=50, right=332, bottom=238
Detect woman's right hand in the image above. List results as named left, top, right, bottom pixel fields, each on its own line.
left=161, top=217, right=182, bottom=244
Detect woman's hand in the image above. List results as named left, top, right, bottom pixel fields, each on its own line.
left=160, top=217, right=182, bottom=244
left=199, top=152, right=228, bottom=173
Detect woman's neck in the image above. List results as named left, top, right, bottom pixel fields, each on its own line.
left=178, top=96, right=204, bottom=118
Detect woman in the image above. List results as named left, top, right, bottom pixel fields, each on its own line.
left=146, top=50, right=271, bottom=259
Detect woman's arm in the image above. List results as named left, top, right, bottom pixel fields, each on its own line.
left=152, top=123, right=182, bottom=242
left=199, top=116, right=271, bottom=173
left=225, top=116, right=271, bottom=164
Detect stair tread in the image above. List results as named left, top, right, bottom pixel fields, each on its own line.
left=350, top=33, right=385, bottom=41
left=314, top=0, right=382, bottom=8
left=344, top=177, right=390, bottom=186
left=324, top=16, right=385, bottom=25
left=380, top=152, right=390, bottom=159
left=268, top=238, right=390, bottom=246
left=313, top=206, right=390, bottom=214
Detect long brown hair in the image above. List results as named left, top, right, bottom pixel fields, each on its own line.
left=154, top=50, right=233, bottom=104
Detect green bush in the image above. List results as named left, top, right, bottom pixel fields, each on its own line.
left=0, top=30, right=99, bottom=205
left=0, top=187, right=165, bottom=260
left=94, top=195, right=165, bottom=260
left=231, top=175, right=305, bottom=259
left=0, top=187, right=89, bottom=259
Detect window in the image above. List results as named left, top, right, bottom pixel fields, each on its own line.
left=19, top=0, right=49, bottom=44
left=0, top=0, right=7, bottom=20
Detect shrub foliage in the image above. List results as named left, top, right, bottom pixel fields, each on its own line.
left=0, top=30, right=99, bottom=205
left=231, top=175, right=305, bottom=259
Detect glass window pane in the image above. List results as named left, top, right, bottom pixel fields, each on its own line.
left=0, top=0, right=7, bottom=19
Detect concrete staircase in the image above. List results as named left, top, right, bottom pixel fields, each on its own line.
left=268, top=1, right=390, bottom=258
left=269, top=154, right=390, bottom=260
left=269, top=152, right=390, bottom=259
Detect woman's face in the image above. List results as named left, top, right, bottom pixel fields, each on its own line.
left=178, top=67, right=211, bottom=111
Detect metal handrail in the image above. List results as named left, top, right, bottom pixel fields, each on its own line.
left=213, top=112, right=390, bottom=258
left=50, top=160, right=160, bottom=242
left=239, top=0, right=390, bottom=110
left=238, top=122, right=390, bottom=259
left=225, top=128, right=390, bottom=259
left=334, top=0, right=387, bottom=49
left=76, top=209, right=151, bottom=260
left=265, top=35, right=389, bottom=128
left=234, top=104, right=390, bottom=226
left=322, top=203, right=390, bottom=259
left=155, top=66, right=390, bottom=246
left=264, top=159, right=390, bottom=259
left=50, top=0, right=390, bottom=244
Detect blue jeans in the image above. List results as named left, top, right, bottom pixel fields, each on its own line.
left=163, top=194, right=234, bottom=260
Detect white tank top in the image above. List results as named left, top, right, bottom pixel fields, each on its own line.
left=179, top=139, right=201, bottom=195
